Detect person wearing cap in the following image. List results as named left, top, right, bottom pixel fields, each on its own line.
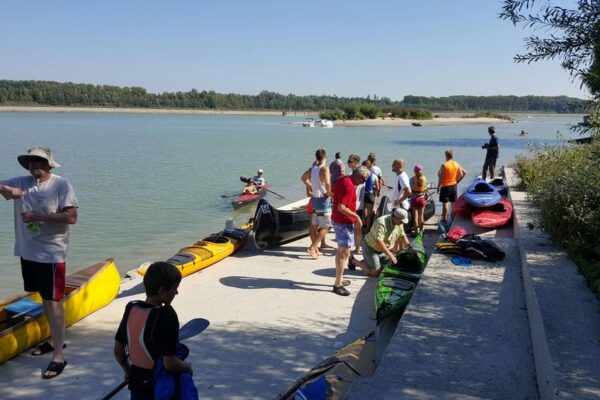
left=330, top=159, right=368, bottom=296
left=348, top=208, right=410, bottom=277
left=437, top=149, right=467, bottom=223
left=481, top=126, right=499, bottom=180
left=409, top=164, right=427, bottom=236
left=0, top=147, right=78, bottom=379
left=252, top=168, right=266, bottom=190
left=391, top=158, right=412, bottom=210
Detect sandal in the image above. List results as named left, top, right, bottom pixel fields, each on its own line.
left=42, top=360, right=67, bottom=379
left=31, top=342, right=66, bottom=356
left=347, top=255, right=356, bottom=271
left=333, top=285, right=350, bottom=296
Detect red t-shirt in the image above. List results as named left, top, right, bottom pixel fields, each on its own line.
left=332, top=175, right=357, bottom=224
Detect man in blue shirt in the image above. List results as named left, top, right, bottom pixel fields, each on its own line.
left=481, top=126, right=499, bottom=180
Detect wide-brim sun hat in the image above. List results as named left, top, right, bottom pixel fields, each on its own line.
left=18, top=147, right=61, bottom=169
left=392, top=208, right=409, bottom=224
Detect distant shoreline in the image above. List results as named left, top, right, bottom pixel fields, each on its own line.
left=0, top=105, right=580, bottom=127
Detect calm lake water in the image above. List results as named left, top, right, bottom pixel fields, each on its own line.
left=0, top=112, right=582, bottom=298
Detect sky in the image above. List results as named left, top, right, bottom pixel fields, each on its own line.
left=0, top=0, right=588, bottom=100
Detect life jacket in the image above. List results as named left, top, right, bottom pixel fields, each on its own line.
left=410, top=175, right=427, bottom=196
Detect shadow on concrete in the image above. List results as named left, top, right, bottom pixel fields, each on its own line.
left=219, top=276, right=331, bottom=292
left=351, top=238, right=538, bottom=399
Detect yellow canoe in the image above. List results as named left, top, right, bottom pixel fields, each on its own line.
left=0, top=258, right=121, bottom=364
left=137, top=226, right=251, bottom=278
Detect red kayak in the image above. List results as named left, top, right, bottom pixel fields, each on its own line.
left=471, top=198, right=513, bottom=228
left=232, top=183, right=268, bottom=210
left=452, top=194, right=473, bottom=217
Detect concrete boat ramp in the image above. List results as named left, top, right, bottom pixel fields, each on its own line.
left=1, top=167, right=599, bottom=399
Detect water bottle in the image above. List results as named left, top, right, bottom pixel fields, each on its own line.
left=19, top=198, right=41, bottom=235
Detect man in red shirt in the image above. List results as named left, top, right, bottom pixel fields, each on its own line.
left=331, top=158, right=369, bottom=296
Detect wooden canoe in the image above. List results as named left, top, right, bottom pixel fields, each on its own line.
left=0, top=258, right=120, bottom=364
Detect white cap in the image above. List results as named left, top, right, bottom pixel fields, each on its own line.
left=392, top=208, right=409, bottom=224
left=258, top=169, right=264, bottom=174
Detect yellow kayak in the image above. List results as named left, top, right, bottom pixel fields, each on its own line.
left=0, top=258, right=121, bottom=364
left=137, top=226, right=251, bottom=278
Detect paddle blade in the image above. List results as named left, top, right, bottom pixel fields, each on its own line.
left=179, top=318, right=210, bottom=341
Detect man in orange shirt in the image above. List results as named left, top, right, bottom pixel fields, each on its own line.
left=437, top=149, right=467, bottom=222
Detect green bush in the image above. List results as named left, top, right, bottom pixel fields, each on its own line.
left=384, top=106, right=432, bottom=120
left=359, top=103, right=381, bottom=119
left=514, top=137, right=600, bottom=299
left=343, top=104, right=360, bottom=120
left=319, top=109, right=344, bottom=121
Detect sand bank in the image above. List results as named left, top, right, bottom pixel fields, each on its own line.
left=0, top=105, right=508, bottom=126
left=0, top=105, right=292, bottom=116
left=339, top=116, right=509, bottom=127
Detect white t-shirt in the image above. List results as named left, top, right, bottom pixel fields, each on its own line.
left=252, top=176, right=265, bottom=186
left=0, top=174, right=79, bottom=263
left=391, top=171, right=411, bottom=210
left=371, top=165, right=382, bottom=179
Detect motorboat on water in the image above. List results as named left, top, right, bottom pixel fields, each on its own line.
left=315, top=119, right=334, bottom=128
left=302, top=118, right=315, bottom=127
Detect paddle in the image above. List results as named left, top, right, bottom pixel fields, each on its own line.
left=264, top=188, right=285, bottom=199
left=220, top=193, right=243, bottom=199
left=101, top=317, right=210, bottom=400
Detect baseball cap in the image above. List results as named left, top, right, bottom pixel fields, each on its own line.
left=392, top=208, right=409, bottom=224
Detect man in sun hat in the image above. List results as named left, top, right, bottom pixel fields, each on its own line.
left=0, top=147, right=78, bottom=379
left=348, top=207, right=411, bottom=277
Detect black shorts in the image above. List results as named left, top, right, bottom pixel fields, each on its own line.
left=364, top=192, right=376, bottom=205
left=439, top=185, right=457, bottom=203
left=21, top=258, right=66, bottom=301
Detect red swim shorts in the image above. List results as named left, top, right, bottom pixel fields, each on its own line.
left=411, top=197, right=426, bottom=208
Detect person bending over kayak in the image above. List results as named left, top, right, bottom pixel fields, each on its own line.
left=348, top=208, right=410, bottom=277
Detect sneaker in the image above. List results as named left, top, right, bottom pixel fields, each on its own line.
left=347, top=255, right=356, bottom=271
left=333, top=285, right=351, bottom=296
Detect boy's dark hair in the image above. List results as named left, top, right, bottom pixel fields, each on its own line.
left=315, top=148, right=327, bottom=161
left=335, top=152, right=341, bottom=159
left=143, top=262, right=182, bottom=296
left=347, top=154, right=360, bottom=164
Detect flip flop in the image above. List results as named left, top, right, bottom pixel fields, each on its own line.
left=31, top=342, right=67, bottom=356
left=42, top=360, right=67, bottom=379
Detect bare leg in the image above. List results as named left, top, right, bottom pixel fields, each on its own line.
left=411, top=208, right=418, bottom=233
left=309, top=228, right=328, bottom=257
left=353, top=221, right=362, bottom=253
left=43, top=299, right=65, bottom=364
left=335, top=247, right=351, bottom=286
left=417, top=207, right=425, bottom=233
left=351, top=258, right=381, bottom=277
left=442, top=202, right=449, bottom=221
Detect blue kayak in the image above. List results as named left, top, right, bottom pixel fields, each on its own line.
left=464, top=178, right=501, bottom=208
left=488, top=177, right=509, bottom=195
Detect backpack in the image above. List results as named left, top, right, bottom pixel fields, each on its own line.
left=456, top=235, right=505, bottom=261
left=447, top=226, right=467, bottom=243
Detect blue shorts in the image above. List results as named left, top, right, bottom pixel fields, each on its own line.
left=333, top=222, right=355, bottom=248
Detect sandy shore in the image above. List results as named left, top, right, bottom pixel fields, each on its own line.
left=0, top=105, right=508, bottom=126
left=339, top=116, right=509, bottom=127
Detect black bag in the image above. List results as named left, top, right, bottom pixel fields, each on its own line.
left=456, top=235, right=505, bottom=261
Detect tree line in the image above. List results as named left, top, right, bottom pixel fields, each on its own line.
left=0, top=80, right=588, bottom=113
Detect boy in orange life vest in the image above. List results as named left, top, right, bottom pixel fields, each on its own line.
left=113, top=262, right=192, bottom=399
left=437, top=149, right=467, bottom=222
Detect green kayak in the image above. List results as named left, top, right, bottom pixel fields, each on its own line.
left=375, top=231, right=426, bottom=322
